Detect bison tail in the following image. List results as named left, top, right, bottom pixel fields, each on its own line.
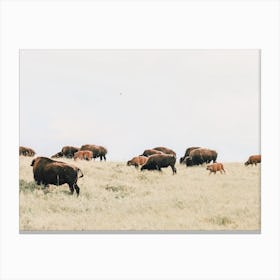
left=78, top=168, right=84, bottom=178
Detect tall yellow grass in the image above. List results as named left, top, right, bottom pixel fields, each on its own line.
left=19, top=156, right=260, bottom=231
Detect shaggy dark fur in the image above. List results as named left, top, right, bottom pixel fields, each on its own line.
left=186, top=148, right=217, bottom=167
left=61, top=146, right=80, bottom=158
left=31, top=157, right=83, bottom=196
left=141, top=154, right=177, bottom=175
left=179, top=147, right=200, bottom=164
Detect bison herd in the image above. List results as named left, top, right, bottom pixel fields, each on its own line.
left=51, top=145, right=107, bottom=161
left=19, top=144, right=261, bottom=196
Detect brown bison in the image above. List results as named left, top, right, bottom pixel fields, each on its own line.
left=31, top=157, right=83, bottom=196
left=141, top=149, right=164, bottom=157
left=180, top=147, right=201, bottom=164
left=80, top=144, right=107, bottom=161
left=19, top=146, right=36, bottom=157
left=206, top=163, right=225, bottom=175
left=141, top=154, right=177, bottom=175
left=127, top=156, right=148, bottom=168
left=61, top=146, right=80, bottom=158
left=74, top=150, right=93, bottom=161
left=186, top=148, right=217, bottom=166
left=153, top=146, right=176, bottom=157
left=51, top=152, right=63, bottom=158
left=245, top=155, right=261, bottom=166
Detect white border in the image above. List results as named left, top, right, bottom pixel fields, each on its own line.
left=1, top=1, right=279, bottom=279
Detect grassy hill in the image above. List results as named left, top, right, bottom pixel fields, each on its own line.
left=19, top=156, right=260, bottom=231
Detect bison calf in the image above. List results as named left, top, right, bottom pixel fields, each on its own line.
left=141, top=154, right=177, bottom=175
left=31, top=157, right=83, bottom=196
left=244, top=155, right=261, bottom=166
left=206, top=163, right=225, bottom=175
left=74, top=150, right=93, bottom=161
left=127, top=156, right=148, bottom=168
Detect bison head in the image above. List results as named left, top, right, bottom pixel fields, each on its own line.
left=185, top=156, right=193, bottom=166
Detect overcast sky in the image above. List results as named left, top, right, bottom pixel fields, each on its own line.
left=20, top=50, right=260, bottom=162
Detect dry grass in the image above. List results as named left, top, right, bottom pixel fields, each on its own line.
left=19, top=156, right=260, bottom=231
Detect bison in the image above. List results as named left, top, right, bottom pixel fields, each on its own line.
left=141, top=149, right=164, bottom=157
left=186, top=148, right=217, bottom=167
left=141, top=154, right=177, bottom=175
left=244, top=155, right=261, bottom=166
left=206, top=163, right=225, bottom=175
left=19, top=146, right=36, bottom=157
left=74, top=150, right=93, bottom=161
left=179, top=147, right=201, bottom=164
left=51, top=152, right=63, bottom=158
left=61, top=146, right=80, bottom=158
left=80, top=144, right=107, bottom=161
left=153, top=146, right=176, bottom=157
left=31, top=157, right=83, bottom=196
left=127, top=156, right=148, bottom=168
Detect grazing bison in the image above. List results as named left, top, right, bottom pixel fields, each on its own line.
left=141, top=154, right=177, bottom=175
left=61, top=146, right=79, bottom=158
left=80, top=144, right=107, bottom=161
left=74, top=150, right=93, bottom=161
left=51, top=152, right=63, bottom=158
left=19, top=146, right=36, bottom=157
left=153, top=146, right=176, bottom=157
left=186, top=148, right=217, bottom=167
left=127, top=156, right=148, bottom=168
left=141, top=149, right=164, bottom=157
left=31, top=157, right=83, bottom=196
left=180, top=147, right=201, bottom=164
left=245, top=155, right=261, bottom=166
left=206, top=163, right=225, bottom=175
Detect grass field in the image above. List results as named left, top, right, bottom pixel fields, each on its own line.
left=19, top=156, right=261, bottom=231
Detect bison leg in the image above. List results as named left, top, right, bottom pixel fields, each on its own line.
left=171, top=165, right=177, bottom=175
left=69, top=185, right=74, bottom=195
left=73, top=184, right=80, bottom=197
left=156, top=165, right=162, bottom=172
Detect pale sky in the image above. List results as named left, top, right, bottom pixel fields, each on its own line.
left=20, top=50, right=260, bottom=162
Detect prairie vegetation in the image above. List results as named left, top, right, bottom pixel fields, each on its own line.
left=19, top=156, right=260, bottom=231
